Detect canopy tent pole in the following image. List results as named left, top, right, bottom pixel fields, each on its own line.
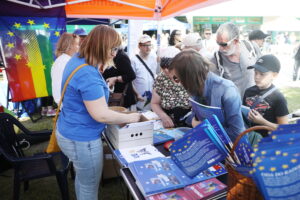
left=6, top=0, right=91, bottom=9
left=108, top=0, right=155, bottom=11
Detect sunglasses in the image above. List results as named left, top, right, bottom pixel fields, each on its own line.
left=140, top=44, right=152, bottom=47
left=217, top=37, right=237, bottom=47
left=204, top=32, right=212, bottom=35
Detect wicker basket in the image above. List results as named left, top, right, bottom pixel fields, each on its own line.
left=226, top=126, right=274, bottom=200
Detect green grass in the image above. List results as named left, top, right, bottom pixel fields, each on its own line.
left=0, top=115, right=127, bottom=200
left=280, top=86, right=300, bottom=113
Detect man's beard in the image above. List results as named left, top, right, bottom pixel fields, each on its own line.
left=220, top=44, right=236, bottom=56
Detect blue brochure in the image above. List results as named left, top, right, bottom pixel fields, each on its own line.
left=128, top=157, right=226, bottom=197
left=251, top=125, right=300, bottom=200
left=153, top=127, right=190, bottom=145
left=189, top=98, right=225, bottom=125
left=169, top=121, right=227, bottom=177
left=206, top=115, right=232, bottom=147
left=253, top=153, right=300, bottom=199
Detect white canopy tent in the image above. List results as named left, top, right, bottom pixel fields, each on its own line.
left=142, top=18, right=191, bottom=31
left=186, top=0, right=300, bottom=17
left=262, top=17, right=300, bottom=32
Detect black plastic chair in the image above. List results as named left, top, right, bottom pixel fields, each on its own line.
left=0, top=112, right=70, bottom=200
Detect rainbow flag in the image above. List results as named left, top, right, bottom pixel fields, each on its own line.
left=0, top=16, right=66, bottom=102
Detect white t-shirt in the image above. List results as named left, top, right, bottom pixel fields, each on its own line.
left=131, top=52, right=158, bottom=110
left=202, top=39, right=219, bottom=59
left=51, top=53, right=71, bottom=104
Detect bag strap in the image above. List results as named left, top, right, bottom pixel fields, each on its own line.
left=52, top=63, right=88, bottom=129
left=242, top=40, right=257, bottom=58
left=136, top=54, right=155, bottom=80
left=250, top=87, right=277, bottom=109
left=214, top=51, right=225, bottom=77
left=122, top=83, right=129, bottom=96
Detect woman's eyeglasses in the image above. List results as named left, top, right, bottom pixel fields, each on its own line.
left=111, top=47, right=119, bottom=54
left=217, top=37, right=237, bottom=47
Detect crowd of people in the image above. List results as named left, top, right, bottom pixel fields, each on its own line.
left=42, top=22, right=296, bottom=199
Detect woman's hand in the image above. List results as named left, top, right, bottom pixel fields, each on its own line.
left=161, top=114, right=174, bottom=128
left=192, top=117, right=201, bottom=127
left=248, top=109, right=265, bottom=124
left=106, top=77, right=118, bottom=88
left=136, top=94, right=144, bottom=102
left=128, top=112, right=142, bottom=123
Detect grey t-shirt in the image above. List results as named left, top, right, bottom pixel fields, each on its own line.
left=210, top=42, right=257, bottom=98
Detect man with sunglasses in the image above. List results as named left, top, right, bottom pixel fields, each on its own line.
left=210, top=22, right=257, bottom=98
left=201, top=26, right=218, bottom=59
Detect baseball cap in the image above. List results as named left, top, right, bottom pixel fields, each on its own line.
left=159, top=46, right=180, bottom=58
left=138, top=34, right=151, bottom=44
left=182, top=33, right=202, bottom=47
left=159, top=46, right=180, bottom=68
left=248, top=30, right=269, bottom=40
left=73, top=28, right=87, bottom=36
left=248, top=54, right=281, bottom=73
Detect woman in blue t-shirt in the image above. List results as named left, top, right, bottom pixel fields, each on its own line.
left=56, top=25, right=141, bottom=200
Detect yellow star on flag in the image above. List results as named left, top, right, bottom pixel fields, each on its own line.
left=13, top=22, right=22, bottom=29
left=291, top=159, right=297, bottom=163
left=270, top=167, right=276, bottom=172
left=7, top=43, right=14, bottom=48
left=54, top=31, right=60, bottom=37
left=14, top=54, right=21, bottom=61
left=7, top=31, right=14, bottom=37
left=282, top=164, right=288, bottom=169
left=43, top=22, right=50, bottom=29
left=259, top=166, right=265, bottom=171
left=27, top=19, right=35, bottom=25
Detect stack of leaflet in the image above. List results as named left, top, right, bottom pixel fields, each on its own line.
left=114, top=144, right=165, bottom=167
left=169, top=115, right=253, bottom=178
left=251, top=123, right=300, bottom=200
left=189, top=98, right=225, bottom=125
left=153, top=127, right=191, bottom=145
left=128, top=157, right=227, bottom=197
left=146, top=177, right=227, bottom=200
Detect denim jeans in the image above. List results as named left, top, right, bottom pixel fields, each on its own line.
left=56, top=130, right=103, bottom=200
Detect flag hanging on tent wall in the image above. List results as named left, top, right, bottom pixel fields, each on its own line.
left=0, top=16, right=66, bottom=102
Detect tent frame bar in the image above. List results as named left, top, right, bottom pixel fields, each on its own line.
left=6, top=0, right=91, bottom=9
left=67, top=18, right=109, bottom=24
left=108, top=0, right=155, bottom=11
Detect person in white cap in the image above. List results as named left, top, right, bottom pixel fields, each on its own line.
left=182, top=33, right=210, bottom=59
left=131, top=34, right=158, bottom=111
left=182, top=33, right=202, bottom=51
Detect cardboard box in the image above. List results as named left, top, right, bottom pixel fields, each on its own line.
left=105, top=114, right=154, bottom=149
left=102, top=142, right=120, bottom=179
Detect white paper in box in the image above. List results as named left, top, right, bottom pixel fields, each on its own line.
left=106, top=118, right=154, bottom=149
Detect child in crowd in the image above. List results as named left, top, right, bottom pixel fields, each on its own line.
left=243, top=54, right=289, bottom=137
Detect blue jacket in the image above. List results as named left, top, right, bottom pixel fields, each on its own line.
left=195, top=72, right=245, bottom=141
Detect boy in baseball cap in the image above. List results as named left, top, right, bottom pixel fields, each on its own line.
left=243, top=54, right=289, bottom=137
